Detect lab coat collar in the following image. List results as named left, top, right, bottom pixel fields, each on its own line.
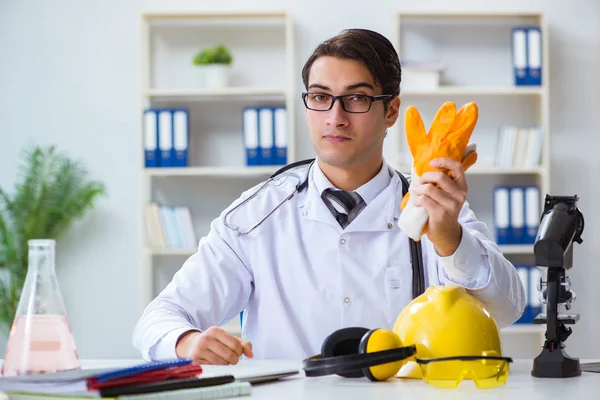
left=298, top=163, right=404, bottom=233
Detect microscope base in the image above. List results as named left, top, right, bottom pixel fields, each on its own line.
left=532, top=346, right=581, bottom=378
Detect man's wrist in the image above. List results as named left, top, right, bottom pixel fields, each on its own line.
left=434, top=223, right=462, bottom=257
left=176, top=329, right=201, bottom=357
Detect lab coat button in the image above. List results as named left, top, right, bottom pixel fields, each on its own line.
left=339, top=238, right=346, bottom=245
left=344, top=297, right=350, bottom=304
left=387, top=223, right=393, bottom=229
left=302, top=211, right=308, bottom=217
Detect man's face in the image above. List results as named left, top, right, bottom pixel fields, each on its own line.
left=305, top=56, right=399, bottom=168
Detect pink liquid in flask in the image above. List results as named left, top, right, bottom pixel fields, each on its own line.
left=2, top=239, right=81, bottom=376
left=2, top=315, right=80, bottom=376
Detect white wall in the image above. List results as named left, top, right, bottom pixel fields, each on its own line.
left=0, top=0, right=598, bottom=360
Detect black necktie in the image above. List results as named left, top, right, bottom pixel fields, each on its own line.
left=322, top=189, right=365, bottom=228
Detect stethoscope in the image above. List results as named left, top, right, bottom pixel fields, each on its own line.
left=223, top=158, right=425, bottom=299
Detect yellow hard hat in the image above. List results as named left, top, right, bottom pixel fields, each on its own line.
left=393, top=285, right=503, bottom=379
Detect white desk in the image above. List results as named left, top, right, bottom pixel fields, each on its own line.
left=77, top=358, right=600, bottom=399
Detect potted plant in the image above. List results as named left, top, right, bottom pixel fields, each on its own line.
left=192, top=44, right=233, bottom=89
left=0, top=145, right=106, bottom=333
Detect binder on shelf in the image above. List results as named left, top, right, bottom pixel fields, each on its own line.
left=493, top=186, right=510, bottom=245
left=274, top=107, right=288, bottom=165
left=529, top=266, right=543, bottom=321
left=243, top=107, right=260, bottom=166
left=172, top=108, right=189, bottom=167
left=158, top=110, right=174, bottom=167
left=511, top=27, right=528, bottom=86
left=144, top=109, right=159, bottom=168
left=258, top=107, right=274, bottom=165
left=515, top=265, right=531, bottom=324
left=524, top=185, right=540, bottom=243
left=526, top=27, right=542, bottom=86
left=509, top=186, right=525, bottom=244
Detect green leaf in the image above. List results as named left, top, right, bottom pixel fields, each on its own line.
left=193, top=44, right=233, bottom=65
left=0, top=144, right=106, bottom=327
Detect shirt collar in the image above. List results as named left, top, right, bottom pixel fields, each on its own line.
left=312, top=159, right=393, bottom=205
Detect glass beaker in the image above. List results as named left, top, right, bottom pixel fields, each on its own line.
left=1, top=239, right=80, bottom=376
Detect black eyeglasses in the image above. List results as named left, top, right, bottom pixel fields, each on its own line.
left=301, top=92, right=393, bottom=114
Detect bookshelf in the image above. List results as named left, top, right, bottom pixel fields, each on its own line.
left=390, top=11, right=549, bottom=355
left=138, top=11, right=295, bottom=337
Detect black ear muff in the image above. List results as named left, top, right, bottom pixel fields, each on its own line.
left=302, top=327, right=417, bottom=380
left=321, top=327, right=369, bottom=378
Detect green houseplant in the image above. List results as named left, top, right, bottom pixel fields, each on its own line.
left=0, top=145, right=106, bottom=332
left=192, top=44, right=233, bottom=88
left=193, top=44, right=233, bottom=66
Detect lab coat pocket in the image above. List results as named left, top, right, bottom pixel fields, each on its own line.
left=384, top=264, right=412, bottom=326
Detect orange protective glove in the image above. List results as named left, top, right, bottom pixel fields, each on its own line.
left=398, top=101, right=479, bottom=241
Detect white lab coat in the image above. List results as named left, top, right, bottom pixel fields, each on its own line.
left=132, top=161, right=525, bottom=361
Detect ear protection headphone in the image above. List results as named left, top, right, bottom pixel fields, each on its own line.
left=302, top=327, right=416, bottom=381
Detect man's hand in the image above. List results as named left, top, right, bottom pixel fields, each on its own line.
left=176, top=327, right=253, bottom=365
left=411, top=157, right=467, bottom=256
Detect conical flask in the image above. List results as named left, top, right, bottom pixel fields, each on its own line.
left=1, top=239, right=80, bottom=376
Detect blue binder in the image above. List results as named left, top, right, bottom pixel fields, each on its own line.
left=512, top=27, right=528, bottom=86
left=524, top=185, right=540, bottom=243
left=243, top=107, right=260, bottom=166
left=526, top=27, right=542, bottom=86
left=158, top=110, right=174, bottom=167
left=509, top=186, right=525, bottom=244
left=493, top=186, right=510, bottom=245
left=143, top=109, right=159, bottom=168
left=528, top=266, right=543, bottom=322
left=515, top=265, right=531, bottom=324
left=172, top=108, right=189, bottom=167
left=273, top=107, right=288, bottom=165
left=258, top=107, right=274, bottom=165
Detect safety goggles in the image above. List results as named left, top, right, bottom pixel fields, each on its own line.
left=415, top=356, right=513, bottom=389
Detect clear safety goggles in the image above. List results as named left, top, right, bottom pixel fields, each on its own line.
left=415, top=356, right=513, bottom=389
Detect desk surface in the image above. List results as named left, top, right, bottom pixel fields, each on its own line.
left=77, top=358, right=600, bottom=399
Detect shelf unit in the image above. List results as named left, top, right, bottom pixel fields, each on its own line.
left=144, top=166, right=278, bottom=177
left=390, top=11, right=549, bottom=356
left=138, top=12, right=295, bottom=336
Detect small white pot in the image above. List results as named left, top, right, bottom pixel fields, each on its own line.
left=198, top=64, right=231, bottom=89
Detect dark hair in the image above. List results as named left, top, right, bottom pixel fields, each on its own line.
left=301, top=28, right=401, bottom=102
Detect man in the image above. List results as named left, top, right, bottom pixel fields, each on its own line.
left=133, top=28, right=525, bottom=365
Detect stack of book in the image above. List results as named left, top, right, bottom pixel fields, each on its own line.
left=144, top=203, right=197, bottom=249
left=494, top=125, right=543, bottom=169
left=0, top=359, right=251, bottom=399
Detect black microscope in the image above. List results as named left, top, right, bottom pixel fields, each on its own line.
left=531, top=194, right=584, bottom=378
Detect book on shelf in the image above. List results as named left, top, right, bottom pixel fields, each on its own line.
left=144, top=203, right=198, bottom=249
left=494, top=125, right=543, bottom=169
